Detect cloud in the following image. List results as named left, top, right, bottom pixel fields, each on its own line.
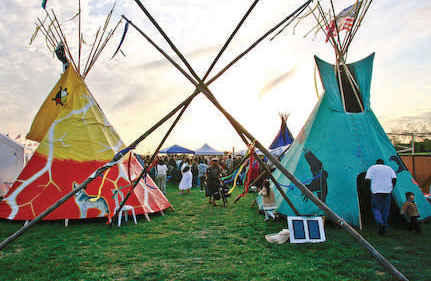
left=126, top=44, right=221, bottom=71
left=1, top=1, right=430, bottom=152
left=258, top=67, right=297, bottom=98
left=381, top=109, right=431, bottom=135
left=110, top=87, right=149, bottom=109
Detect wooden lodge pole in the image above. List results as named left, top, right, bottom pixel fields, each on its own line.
left=111, top=93, right=196, bottom=225
left=252, top=152, right=300, bottom=216
left=206, top=0, right=312, bottom=85
left=130, top=1, right=409, bottom=279
left=201, top=88, right=409, bottom=281
left=0, top=88, right=200, bottom=250
left=0, top=0, right=263, bottom=246
left=114, top=0, right=262, bottom=215
left=247, top=145, right=290, bottom=188
left=0, top=169, right=109, bottom=250
left=78, top=0, right=81, bottom=74
left=1, top=2, right=410, bottom=279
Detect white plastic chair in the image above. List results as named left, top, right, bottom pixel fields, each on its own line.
left=113, top=190, right=137, bottom=227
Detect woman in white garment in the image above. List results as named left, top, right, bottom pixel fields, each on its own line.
left=179, top=159, right=193, bottom=193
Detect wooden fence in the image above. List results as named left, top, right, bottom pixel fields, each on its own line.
left=400, top=154, right=431, bottom=193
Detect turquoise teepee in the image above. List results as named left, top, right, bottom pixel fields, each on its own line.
left=269, top=53, right=431, bottom=228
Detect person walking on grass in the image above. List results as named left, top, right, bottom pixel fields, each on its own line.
left=365, top=159, right=397, bottom=235
left=206, top=158, right=222, bottom=206
left=179, top=159, right=192, bottom=194
left=198, top=159, right=208, bottom=192
left=191, top=159, right=199, bottom=188
left=156, top=159, right=168, bottom=195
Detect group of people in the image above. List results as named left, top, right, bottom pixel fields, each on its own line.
left=143, top=154, right=423, bottom=232
left=141, top=154, right=247, bottom=202
left=258, top=157, right=425, bottom=230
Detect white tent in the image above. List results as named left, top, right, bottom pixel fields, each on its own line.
left=234, top=146, right=289, bottom=157
left=195, top=144, right=224, bottom=156
left=270, top=145, right=290, bottom=157
left=235, top=148, right=264, bottom=156
left=0, top=133, right=24, bottom=196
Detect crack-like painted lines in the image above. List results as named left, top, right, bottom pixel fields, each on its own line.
left=55, top=133, right=70, bottom=148
left=97, top=140, right=123, bottom=154
left=4, top=93, right=95, bottom=219
left=124, top=160, right=154, bottom=213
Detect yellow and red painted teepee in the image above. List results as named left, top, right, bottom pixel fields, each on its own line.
left=0, top=55, right=171, bottom=221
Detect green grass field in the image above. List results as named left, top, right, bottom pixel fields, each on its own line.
left=0, top=183, right=430, bottom=281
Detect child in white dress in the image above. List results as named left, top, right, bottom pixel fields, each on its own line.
left=179, top=163, right=193, bottom=193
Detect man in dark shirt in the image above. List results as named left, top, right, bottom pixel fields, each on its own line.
left=206, top=158, right=222, bottom=206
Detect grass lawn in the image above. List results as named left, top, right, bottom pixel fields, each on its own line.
left=0, top=182, right=430, bottom=281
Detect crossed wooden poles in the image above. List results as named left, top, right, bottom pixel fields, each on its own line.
left=0, top=1, right=408, bottom=280
left=111, top=0, right=313, bottom=227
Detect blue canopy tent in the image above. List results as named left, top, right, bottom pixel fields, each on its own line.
left=195, top=144, right=224, bottom=156
left=159, top=145, right=195, bottom=154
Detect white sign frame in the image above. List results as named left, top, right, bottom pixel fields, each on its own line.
left=287, top=216, right=326, bottom=243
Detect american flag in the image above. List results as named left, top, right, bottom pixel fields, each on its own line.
left=325, top=2, right=362, bottom=42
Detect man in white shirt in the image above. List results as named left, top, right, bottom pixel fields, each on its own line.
left=156, top=160, right=168, bottom=195
left=365, top=159, right=397, bottom=235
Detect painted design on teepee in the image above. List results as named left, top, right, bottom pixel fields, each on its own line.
left=73, top=182, right=110, bottom=218
left=302, top=149, right=328, bottom=203
left=0, top=66, right=170, bottom=220
left=4, top=79, right=98, bottom=219
left=52, top=87, right=69, bottom=106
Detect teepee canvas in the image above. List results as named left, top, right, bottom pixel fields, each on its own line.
left=269, top=114, right=294, bottom=150
left=0, top=64, right=171, bottom=221
left=269, top=54, right=431, bottom=227
left=0, top=133, right=24, bottom=196
left=0, top=4, right=171, bottom=222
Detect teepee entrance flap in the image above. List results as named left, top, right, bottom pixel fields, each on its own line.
left=315, top=53, right=375, bottom=113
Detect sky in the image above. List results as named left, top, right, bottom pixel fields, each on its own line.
left=0, top=0, right=430, bottom=154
